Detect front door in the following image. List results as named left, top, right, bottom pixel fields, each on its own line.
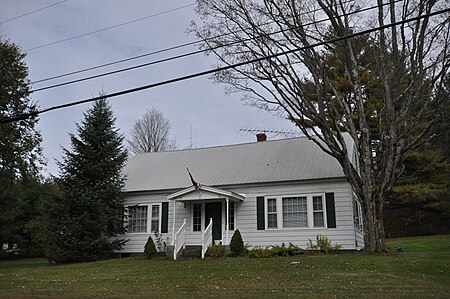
left=205, top=202, right=222, bottom=242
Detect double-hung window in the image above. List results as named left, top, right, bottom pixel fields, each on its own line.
left=353, top=199, right=363, bottom=231
left=228, top=202, right=235, bottom=230
left=282, top=196, right=308, bottom=228
left=150, top=204, right=160, bottom=232
left=128, top=206, right=148, bottom=233
left=267, top=198, right=278, bottom=228
left=193, top=203, right=202, bottom=232
left=313, top=195, right=325, bottom=227
left=264, top=194, right=328, bottom=229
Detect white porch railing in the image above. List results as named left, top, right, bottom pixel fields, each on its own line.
left=173, top=218, right=186, bottom=260
left=201, top=218, right=213, bottom=259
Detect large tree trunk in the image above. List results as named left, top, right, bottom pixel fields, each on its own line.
left=362, top=192, right=387, bottom=253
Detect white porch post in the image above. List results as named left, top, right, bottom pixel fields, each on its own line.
left=172, top=200, right=176, bottom=245
left=226, top=197, right=229, bottom=245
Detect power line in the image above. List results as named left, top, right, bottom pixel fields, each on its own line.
left=30, top=47, right=205, bottom=93
left=1, top=6, right=448, bottom=125
left=31, top=0, right=359, bottom=85
left=30, top=1, right=395, bottom=93
left=0, top=0, right=69, bottom=25
left=31, top=40, right=198, bottom=84
left=24, top=3, right=195, bottom=52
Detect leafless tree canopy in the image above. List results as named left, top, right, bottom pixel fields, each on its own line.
left=192, top=0, right=450, bottom=252
left=128, top=108, right=176, bottom=155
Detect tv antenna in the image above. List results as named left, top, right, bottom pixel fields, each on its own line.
left=239, top=127, right=301, bottom=139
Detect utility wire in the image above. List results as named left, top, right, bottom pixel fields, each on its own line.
left=30, top=0, right=398, bottom=93
left=0, top=0, right=69, bottom=25
left=24, top=3, right=195, bottom=52
left=31, top=40, right=198, bottom=84
left=31, top=0, right=358, bottom=85
left=1, top=6, right=448, bottom=124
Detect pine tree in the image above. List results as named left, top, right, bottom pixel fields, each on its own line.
left=144, top=236, right=157, bottom=258
left=46, top=98, right=128, bottom=263
left=230, top=230, right=244, bottom=256
left=0, top=38, right=43, bottom=255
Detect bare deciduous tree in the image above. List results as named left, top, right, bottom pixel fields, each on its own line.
left=191, top=0, right=450, bottom=252
left=128, top=108, right=176, bottom=154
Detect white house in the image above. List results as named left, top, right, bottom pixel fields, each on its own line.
left=119, top=134, right=364, bottom=258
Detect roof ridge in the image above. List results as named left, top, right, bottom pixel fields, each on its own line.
left=132, top=135, right=310, bottom=157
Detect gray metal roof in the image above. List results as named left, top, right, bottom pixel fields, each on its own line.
left=123, top=136, right=351, bottom=192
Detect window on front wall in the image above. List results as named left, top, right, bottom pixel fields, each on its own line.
left=128, top=205, right=147, bottom=233
left=267, top=198, right=278, bottom=228
left=151, top=204, right=160, bottom=232
left=282, top=196, right=308, bottom=228
left=193, top=203, right=202, bottom=231
left=313, top=195, right=325, bottom=227
left=228, top=202, right=235, bottom=230
left=353, top=199, right=363, bottom=231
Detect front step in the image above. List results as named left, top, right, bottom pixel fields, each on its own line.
left=181, top=245, right=202, bottom=258
left=165, top=245, right=203, bottom=259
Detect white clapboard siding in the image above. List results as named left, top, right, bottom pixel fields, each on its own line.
left=118, top=178, right=360, bottom=252
left=229, top=179, right=356, bottom=249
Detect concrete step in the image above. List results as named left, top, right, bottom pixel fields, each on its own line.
left=182, top=245, right=202, bottom=258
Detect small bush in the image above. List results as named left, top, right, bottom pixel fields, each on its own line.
left=230, top=230, right=244, bottom=256
left=307, top=235, right=342, bottom=253
left=242, top=243, right=251, bottom=256
left=144, top=236, right=157, bottom=258
left=247, top=243, right=305, bottom=258
left=271, top=243, right=305, bottom=256
left=206, top=244, right=225, bottom=257
left=153, top=231, right=166, bottom=254
left=248, top=247, right=274, bottom=258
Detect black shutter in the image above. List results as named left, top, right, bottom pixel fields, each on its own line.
left=256, top=196, right=265, bottom=230
left=325, top=192, right=336, bottom=228
left=161, top=202, right=169, bottom=233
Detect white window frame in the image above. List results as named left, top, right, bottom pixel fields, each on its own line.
left=312, top=194, right=326, bottom=228
left=192, top=203, right=203, bottom=232
left=264, top=193, right=327, bottom=230
left=282, top=196, right=308, bottom=228
left=353, top=197, right=363, bottom=232
left=228, top=201, right=236, bottom=231
left=150, top=203, right=162, bottom=233
left=266, top=198, right=278, bottom=229
left=126, top=204, right=149, bottom=234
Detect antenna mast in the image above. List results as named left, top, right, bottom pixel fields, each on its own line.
left=239, top=127, right=300, bottom=139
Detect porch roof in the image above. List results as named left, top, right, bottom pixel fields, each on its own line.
left=167, top=185, right=245, bottom=202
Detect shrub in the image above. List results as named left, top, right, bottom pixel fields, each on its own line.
left=270, top=244, right=290, bottom=257
left=153, top=231, right=166, bottom=254
left=307, top=234, right=342, bottom=253
left=230, top=229, right=244, bottom=256
left=246, top=243, right=305, bottom=258
left=248, top=247, right=274, bottom=258
left=271, top=243, right=305, bottom=256
left=242, top=243, right=251, bottom=256
left=206, top=244, right=225, bottom=257
left=144, top=236, right=157, bottom=258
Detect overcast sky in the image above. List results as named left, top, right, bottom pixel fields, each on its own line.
left=1, top=0, right=296, bottom=176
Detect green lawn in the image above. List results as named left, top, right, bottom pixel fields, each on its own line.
left=1, top=235, right=449, bottom=298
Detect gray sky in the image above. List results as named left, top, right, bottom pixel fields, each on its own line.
left=1, top=0, right=296, bottom=176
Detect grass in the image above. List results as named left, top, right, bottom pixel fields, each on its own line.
left=0, top=235, right=449, bottom=298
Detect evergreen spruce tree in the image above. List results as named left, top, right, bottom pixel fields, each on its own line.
left=144, top=236, right=157, bottom=258
left=230, top=230, right=244, bottom=256
left=46, top=98, right=127, bottom=263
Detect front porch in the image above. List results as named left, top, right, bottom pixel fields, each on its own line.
left=167, top=185, right=245, bottom=259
